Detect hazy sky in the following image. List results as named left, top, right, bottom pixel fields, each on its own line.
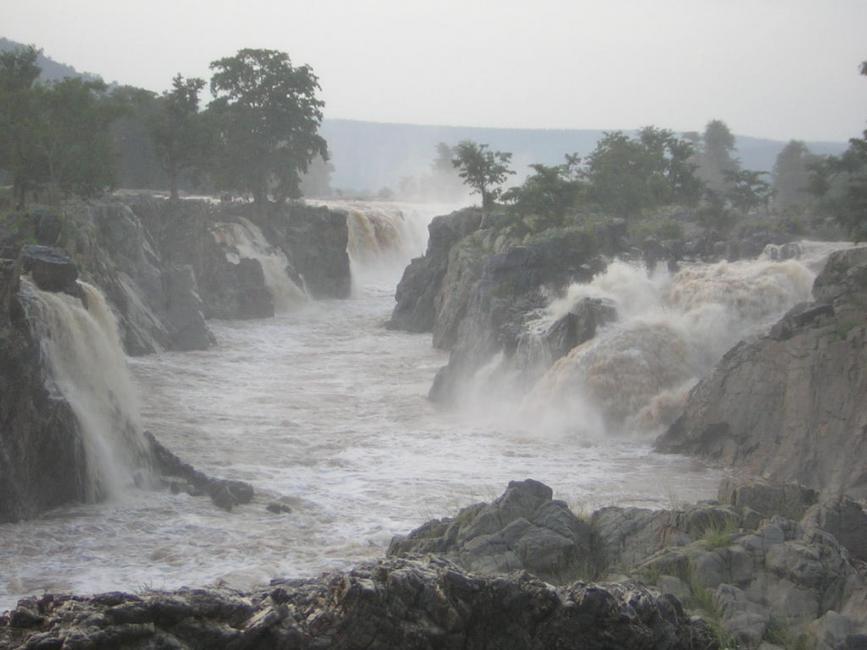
left=2, top=0, right=865, bottom=141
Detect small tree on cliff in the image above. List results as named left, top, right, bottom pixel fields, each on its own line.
left=452, top=141, right=514, bottom=209
left=149, top=74, right=207, bottom=200
left=207, top=49, right=328, bottom=205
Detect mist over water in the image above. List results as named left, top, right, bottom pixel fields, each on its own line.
left=8, top=207, right=853, bottom=610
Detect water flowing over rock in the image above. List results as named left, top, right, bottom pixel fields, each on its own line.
left=0, top=249, right=153, bottom=522
left=656, top=245, right=867, bottom=498
left=211, top=217, right=308, bottom=313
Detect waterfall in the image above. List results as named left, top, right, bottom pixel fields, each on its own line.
left=212, top=218, right=308, bottom=312
left=479, top=242, right=853, bottom=438
left=21, top=278, right=153, bottom=501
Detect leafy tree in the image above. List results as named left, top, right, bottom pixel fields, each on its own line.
left=502, top=155, right=583, bottom=225
left=34, top=77, right=124, bottom=198
left=207, top=48, right=327, bottom=205
left=808, top=61, right=867, bottom=239
left=723, top=169, right=771, bottom=213
left=149, top=74, right=207, bottom=200
left=695, top=119, right=739, bottom=193
left=0, top=45, right=44, bottom=207
left=772, top=140, right=815, bottom=212
left=110, top=85, right=163, bottom=190
left=583, top=128, right=702, bottom=217
left=451, top=141, right=514, bottom=208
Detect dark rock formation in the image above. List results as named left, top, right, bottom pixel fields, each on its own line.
left=18, top=245, right=80, bottom=296
left=0, top=556, right=717, bottom=650
left=657, top=246, right=867, bottom=498
left=541, top=297, right=617, bottom=362
left=146, top=431, right=254, bottom=512
left=429, top=234, right=605, bottom=404
left=389, top=479, right=596, bottom=583
left=388, top=207, right=484, bottom=333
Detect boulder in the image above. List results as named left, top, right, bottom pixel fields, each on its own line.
left=17, top=245, right=79, bottom=296
left=388, top=479, right=596, bottom=583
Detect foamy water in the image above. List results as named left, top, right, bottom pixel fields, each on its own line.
left=13, top=208, right=846, bottom=610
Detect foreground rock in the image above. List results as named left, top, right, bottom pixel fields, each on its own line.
left=0, top=556, right=717, bottom=650
left=389, top=479, right=596, bottom=583
left=656, top=246, right=867, bottom=498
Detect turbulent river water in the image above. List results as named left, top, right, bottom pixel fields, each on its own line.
left=6, top=203, right=839, bottom=611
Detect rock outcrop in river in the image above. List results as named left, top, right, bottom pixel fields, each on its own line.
left=0, top=196, right=352, bottom=356
left=656, top=246, right=867, bottom=499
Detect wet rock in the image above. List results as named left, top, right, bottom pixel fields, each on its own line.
left=0, top=557, right=718, bottom=650
left=802, top=496, right=867, bottom=562
left=389, top=479, right=596, bottom=583
left=146, top=432, right=254, bottom=511
left=543, top=297, right=617, bottom=361
left=18, top=245, right=79, bottom=296
left=161, top=264, right=215, bottom=351
left=388, top=207, right=483, bottom=333
left=718, top=478, right=819, bottom=521
left=266, top=501, right=293, bottom=514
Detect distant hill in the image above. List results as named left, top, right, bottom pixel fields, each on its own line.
left=0, top=37, right=102, bottom=83
left=1, top=36, right=849, bottom=193
left=320, top=119, right=849, bottom=192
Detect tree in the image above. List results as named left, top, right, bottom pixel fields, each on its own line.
left=34, top=77, right=123, bottom=198
left=0, top=45, right=44, bottom=207
left=772, top=140, right=815, bottom=212
left=583, top=128, right=702, bottom=217
left=724, top=169, right=771, bottom=213
left=149, top=74, right=207, bottom=200
left=451, top=141, right=514, bottom=208
left=695, top=119, right=739, bottom=193
left=502, top=155, right=584, bottom=225
left=809, top=61, right=867, bottom=239
left=207, top=49, right=327, bottom=205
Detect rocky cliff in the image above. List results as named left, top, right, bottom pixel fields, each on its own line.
left=656, top=246, right=867, bottom=498
left=0, top=196, right=353, bottom=354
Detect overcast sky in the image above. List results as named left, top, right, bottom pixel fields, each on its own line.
left=2, top=0, right=865, bottom=142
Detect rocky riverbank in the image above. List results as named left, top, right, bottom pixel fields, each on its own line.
left=3, top=478, right=865, bottom=649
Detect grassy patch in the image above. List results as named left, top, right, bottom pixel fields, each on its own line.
left=700, top=519, right=737, bottom=550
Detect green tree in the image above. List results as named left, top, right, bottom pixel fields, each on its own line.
left=809, top=61, right=867, bottom=239
left=34, top=77, right=123, bottom=198
left=451, top=141, right=514, bottom=208
left=502, top=155, right=583, bottom=225
left=772, top=140, right=814, bottom=212
left=207, top=48, right=327, bottom=205
left=0, top=45, right=44, bottom=207
left=696, top=119, right=739, bottom=193
left=724, top=169, right=771, bottom=213
left=149, top=74, right=207, bottom=200
left=584, top=128, right=702, bottom=217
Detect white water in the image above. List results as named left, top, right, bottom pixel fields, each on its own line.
left=0, top=207, right=728, bottom=611
left=21, top=279, right=153, bottom=501
left=211, top=217, right=308, bottom=311
left=514, top=240, right=857, bottom=437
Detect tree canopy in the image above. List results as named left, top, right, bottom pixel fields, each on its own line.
left=451, top=141, right=514, bottom=208
left=207, top=48, right=328, bottom=205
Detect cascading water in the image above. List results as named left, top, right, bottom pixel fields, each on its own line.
left=21, top=278, right=153, bottom=501
left=211, top=217, right=308, bottom=311
left=512, top=241, right=856, bottom=437
left=311, top=200, right=455, bottom=287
